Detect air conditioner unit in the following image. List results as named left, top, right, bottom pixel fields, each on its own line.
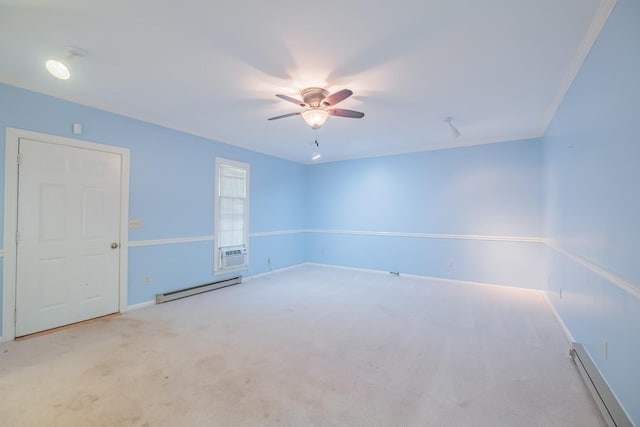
left=219, top=245, right=247, bottom=269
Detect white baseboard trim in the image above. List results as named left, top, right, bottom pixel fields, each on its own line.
left=542, top=293, right=575, bottom=344
left=411, top=272, right=542, bottom=293
left=303, top=262, right=543, bottom=293
left=302, top=262, right=398, bottom=277
left=126, top=300, right=155, bottom=311
left=243, top=263, right=306, bottom=282
left=123, top=266, right=305, bottom=311
left=571, top=342, right=634, bottom=427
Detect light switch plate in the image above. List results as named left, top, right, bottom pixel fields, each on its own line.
left=128, top=219, right=143, bottom=229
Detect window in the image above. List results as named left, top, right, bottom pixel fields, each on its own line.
left=214, top=158, right=249, bottom=271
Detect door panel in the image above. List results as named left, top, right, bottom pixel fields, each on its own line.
left=38, top=257, right=67, bottom=308
left=39, top=184, right=66, bottom=240
left=15, top=138, right=122, bottom=336
left=83, top=187, right=106, bottom=238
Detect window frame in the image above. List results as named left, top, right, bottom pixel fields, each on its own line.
left=214, top=157, right=250, bottom=273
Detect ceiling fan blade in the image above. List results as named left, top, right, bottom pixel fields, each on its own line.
left=328, top=108, right=365, bottom=118
left=267, top=112, right=301, bottom=121
left=276, top=94, right=306, bottom=107
left=322, top=89, right=353, bottom=106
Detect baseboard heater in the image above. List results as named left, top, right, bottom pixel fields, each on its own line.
left=570, top=342, right=633, bottom=427
left=155, top=276, right=242, bottom=304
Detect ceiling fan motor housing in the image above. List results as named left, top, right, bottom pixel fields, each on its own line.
left=300, top=87, right=329, bottom=108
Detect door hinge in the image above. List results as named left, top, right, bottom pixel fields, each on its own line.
left=16, top=231, right=20, bottom=244
left=17, top=154, right=21, bottom=166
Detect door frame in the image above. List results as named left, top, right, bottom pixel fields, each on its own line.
left=2, top=128, right=130, bottom=341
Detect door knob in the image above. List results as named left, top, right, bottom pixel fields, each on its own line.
left=111, top=242, right=119, bottom=249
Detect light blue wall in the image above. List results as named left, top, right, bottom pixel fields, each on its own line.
left=305, top=139, right=545, bottom=288
left=542, top=0, right=640, bottom=422
left=0, top=83, right=307, bottom=330
left=2, top=2, right=638, bottom=418
left=0, top=82, right=547, bottom=332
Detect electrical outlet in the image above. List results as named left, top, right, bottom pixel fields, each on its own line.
left=143, top=275, right=152, bottom=285
left=448, top=261, right=454, bottom=268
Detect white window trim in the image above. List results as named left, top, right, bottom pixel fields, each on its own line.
left=214, top=157, right=250, bottom=273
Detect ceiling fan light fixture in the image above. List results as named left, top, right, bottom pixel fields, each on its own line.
left=45, top=59, right=70, bottom=80
left=269, top=88, right=363, bottom=130
left=302, top=109, right=329, bottom=129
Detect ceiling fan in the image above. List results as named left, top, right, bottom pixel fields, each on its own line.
left=268, top=87, right=365, bottom=129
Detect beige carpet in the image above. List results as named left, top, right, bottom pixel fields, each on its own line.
left=0, top=264, right=605, bottom=426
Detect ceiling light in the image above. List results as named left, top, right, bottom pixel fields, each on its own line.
left=444, top=117, right=461, bottom=139
left=45, top=59, right=70, bottom=80
left=302, top=109, right=329, bottom=129
left=45, top=46, right=87, bottom=80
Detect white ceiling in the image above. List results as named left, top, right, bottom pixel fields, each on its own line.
left=0, top=0, right=615, bottom=164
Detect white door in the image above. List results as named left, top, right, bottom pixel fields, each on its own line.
left=15, top=138, right=122, bottom=337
